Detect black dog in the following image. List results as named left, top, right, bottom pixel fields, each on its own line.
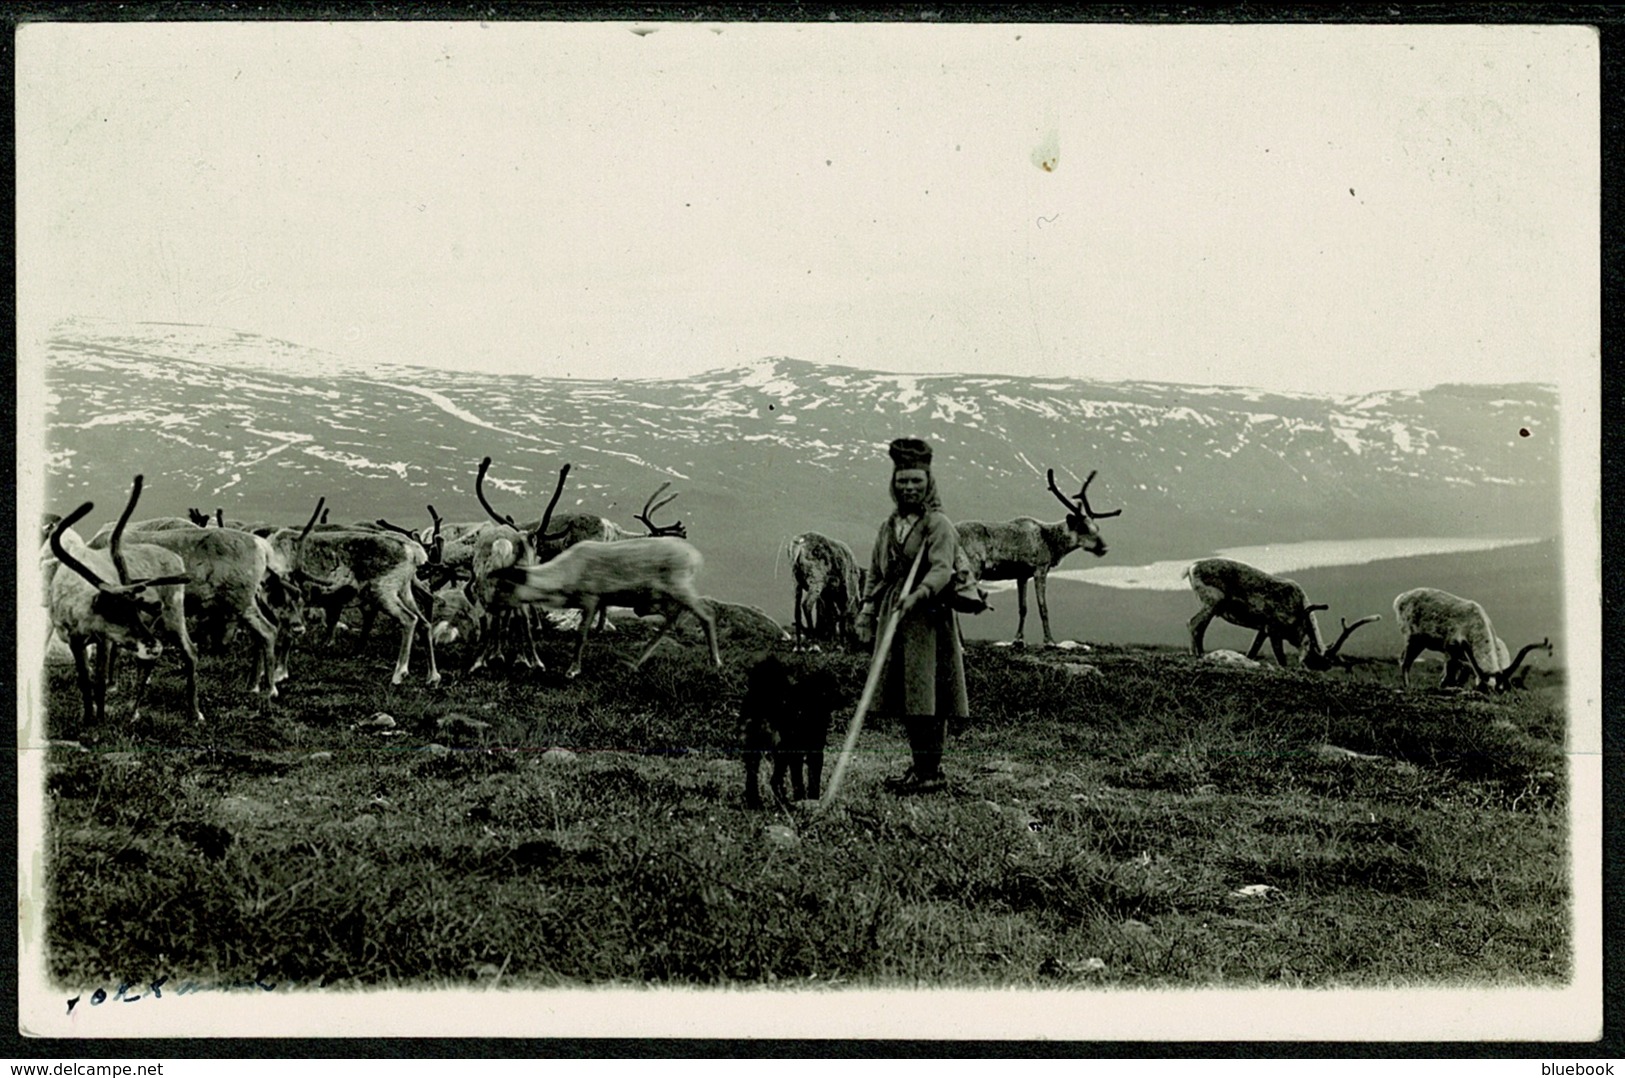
left=742, top=654, right=845, bottom=809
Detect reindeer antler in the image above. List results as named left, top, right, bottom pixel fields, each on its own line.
left=533, top=464, right=573, bottom=544
left=298, top=498, right=325, bottom=544
left=426, top=504, right=445, bottom=563
left=474, top=457, right=518, bottom=528
left=1325, top=614, right=1382, bottom=664
left=1502, top=637, right=1553, bottom=683
left=49, top=502, right=110, bottom=592
left=636, top=481, right=687, bottom=538
left=1076, top=470, right=1122, bottom=520
left=109, top=475, right=146, bottom=585
left=1046, top=469, right=1082, bottom=516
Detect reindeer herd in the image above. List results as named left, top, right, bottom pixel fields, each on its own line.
left=788, top=468, right=1552, bottom=693
left=39, top=456, right=1552, bottom=736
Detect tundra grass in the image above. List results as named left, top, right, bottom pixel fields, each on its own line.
left=34, top=628, right=1571, bottom=991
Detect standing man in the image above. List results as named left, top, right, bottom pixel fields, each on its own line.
left=855, top=437, right=970, bottom=793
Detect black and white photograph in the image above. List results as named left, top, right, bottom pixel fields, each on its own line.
left=15, top=17, right=1601, bottom=1042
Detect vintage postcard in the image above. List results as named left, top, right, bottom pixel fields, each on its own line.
left=15, top=18, right=1601, bottom=1042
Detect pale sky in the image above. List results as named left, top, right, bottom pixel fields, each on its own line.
left=17, top=21, right=1599, bottom=394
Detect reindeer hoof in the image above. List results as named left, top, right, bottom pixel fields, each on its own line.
left=391, top=671, right=406, bottom=686
left=565, top=667, right=582, bottom=680
left=426, top=672, right=442, bottom=687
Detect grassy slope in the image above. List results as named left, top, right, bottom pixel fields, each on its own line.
left=37, top=619, right=1569, bottom=991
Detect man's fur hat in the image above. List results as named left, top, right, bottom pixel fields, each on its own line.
left=888, top=437, right=933, bottom=472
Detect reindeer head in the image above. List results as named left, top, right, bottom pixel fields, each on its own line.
left=1285, top=602, right=1331, bottom=668
left=259, top=572, right=308, bottom=637
left=1301, top=612, right=1382, bottom=672
left=51, top=479, right=189, bottom=658
left=1047, top=469, right=1120, bottom=557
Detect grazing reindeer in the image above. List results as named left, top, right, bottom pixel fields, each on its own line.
left=956, top=468, right=1121, bottom=645
left=741, top=654, right=846, bottom=808
left=494, top=536, right=721, bottom=679
left=789, top=532, right=864, bottom=649
left=1443, top=635, right=1552, bottom=691
left=48, top=477, right=200, bottom=728
left=1186, top=558, right=1379, bottom=670
left=1393, top=587, right=1544, bottom=692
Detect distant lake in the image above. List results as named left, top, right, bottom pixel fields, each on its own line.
left=985, top=537, right=1549, bottom=594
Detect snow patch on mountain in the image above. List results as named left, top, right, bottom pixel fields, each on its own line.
left=737, top=358, right=801, bottom=399
left=379, top=381, right=545, bottom=445
left=301, top=445, right=413, bottom=480
left=885, top=376, right=927, bottom=413
left=77, top=410, right=190, bottom=429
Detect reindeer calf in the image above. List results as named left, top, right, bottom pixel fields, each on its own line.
left=790, top=532, right=864, bottom=650
left=741, top=654, right=845, bottom=808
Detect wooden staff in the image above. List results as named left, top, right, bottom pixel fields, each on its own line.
left=818, top=542, right=926, bottom=809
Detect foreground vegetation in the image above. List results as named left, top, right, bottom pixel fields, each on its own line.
left=35, top=621, right=1570, bottom=991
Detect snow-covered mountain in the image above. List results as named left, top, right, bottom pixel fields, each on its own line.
left=36, top=318, right=1560, bottom=625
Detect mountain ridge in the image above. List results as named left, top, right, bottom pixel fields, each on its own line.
left=36, top=319, right=1560, bottom=631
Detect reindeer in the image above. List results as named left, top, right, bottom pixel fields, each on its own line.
left=537, top=483, right=692, bottom=635
left=463, top=457, right=571, bottom=672
left=116, top=510, right=298, bottom=696
left=283, top=528, right=442, bottom=686
left=956, top=469, right=1121, bottom=646
left=494, top=536, right=721, bottom=679
left=1186, top=558, right=1379, bottom=670
left=789, top=532, right=864, bottom=650
left=1393, top=588, right=1546, bottom=692
left=1443, top=635, right=1552, bottom=691
left=47, top=477, right=201, bottom=728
